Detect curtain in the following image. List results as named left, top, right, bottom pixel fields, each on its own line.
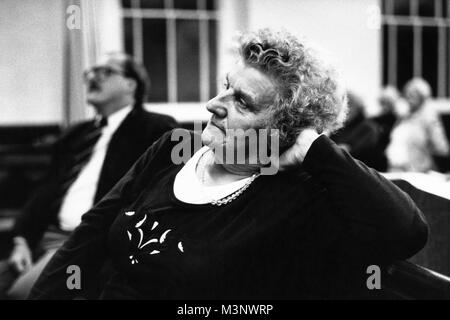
left=62, top=0, right=123, bottom=126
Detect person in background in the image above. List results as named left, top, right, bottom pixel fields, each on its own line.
left=0, top=53, right=177, bottom=299
left=370, top=86, right=400, bottom=172
left=386, top=78, right=449, bottom=172
left=330, top=91, right=383, bottom=170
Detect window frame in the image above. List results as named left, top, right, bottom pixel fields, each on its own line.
left=121, top=0, right=219, bottom=106
left=382, top=0, right=450, bottom=97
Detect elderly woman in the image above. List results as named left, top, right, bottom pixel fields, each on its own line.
left=29, top=29, right=427, bottom=299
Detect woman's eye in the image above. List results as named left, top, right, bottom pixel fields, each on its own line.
left=237, top=97, right=248, bottom=108
left=223, top=81, right=230, bottom=90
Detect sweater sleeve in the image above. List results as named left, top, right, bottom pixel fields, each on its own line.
left=28, top=131, right=174, bottom=300
left=302, top=135, right=428, bottom=260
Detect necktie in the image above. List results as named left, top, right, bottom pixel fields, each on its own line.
left=54, top=117, right=108, bottom=203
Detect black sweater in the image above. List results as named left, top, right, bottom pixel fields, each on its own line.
left=29, top=130, right=428, bottom=299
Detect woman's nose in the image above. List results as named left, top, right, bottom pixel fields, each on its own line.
left=206, top=95, right=228, bottom=118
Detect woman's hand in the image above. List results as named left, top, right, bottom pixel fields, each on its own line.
left=278, top=128, right=321, bottom=171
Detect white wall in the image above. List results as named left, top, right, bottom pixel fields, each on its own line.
left=0, top=0, right=65, bottom=125
left=94, top=0, right=123, bottom=59
left=0, top=0, right=123, bottom=125
left=218, top=0, right=249, bottom=81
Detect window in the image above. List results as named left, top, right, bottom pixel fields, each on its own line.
left=382, top=0, right=450, bottom=97
left=122, top=0, right=218, bottom=103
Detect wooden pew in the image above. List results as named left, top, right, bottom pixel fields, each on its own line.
left=383, top=260, right=450, bottom=299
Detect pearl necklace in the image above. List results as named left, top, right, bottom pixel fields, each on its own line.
left=197, top=149, right=260, bottom=206
left=210, top=173, right=259, bottom=206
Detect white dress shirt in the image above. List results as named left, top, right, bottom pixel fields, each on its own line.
left=58, top=105, right=132, bottom=231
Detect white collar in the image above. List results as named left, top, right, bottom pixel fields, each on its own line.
left=102, top=105, right=133, bottom=133
left=173, top=146, right=254, bottom=204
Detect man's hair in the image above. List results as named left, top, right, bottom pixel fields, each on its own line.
left=110, top=53, right=150, bottom=110
left=238, top=29, right=347, bottom=149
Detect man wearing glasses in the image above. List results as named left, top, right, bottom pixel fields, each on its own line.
left=0, top=53, right=177, bottom=299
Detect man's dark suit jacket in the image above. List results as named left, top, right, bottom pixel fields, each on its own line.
left=12, top=107, right=177, bottom=249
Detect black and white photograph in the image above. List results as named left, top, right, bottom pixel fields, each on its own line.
left=0, top=0, right=450, bottom=309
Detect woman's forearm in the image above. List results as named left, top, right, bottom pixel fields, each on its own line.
left=302, top=135, right=428, bottom=259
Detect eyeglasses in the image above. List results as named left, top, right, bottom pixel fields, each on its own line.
left=83, top=66, right=126, bottom=83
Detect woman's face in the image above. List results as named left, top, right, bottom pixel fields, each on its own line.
left=202, top=64, right=278, bottom=164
